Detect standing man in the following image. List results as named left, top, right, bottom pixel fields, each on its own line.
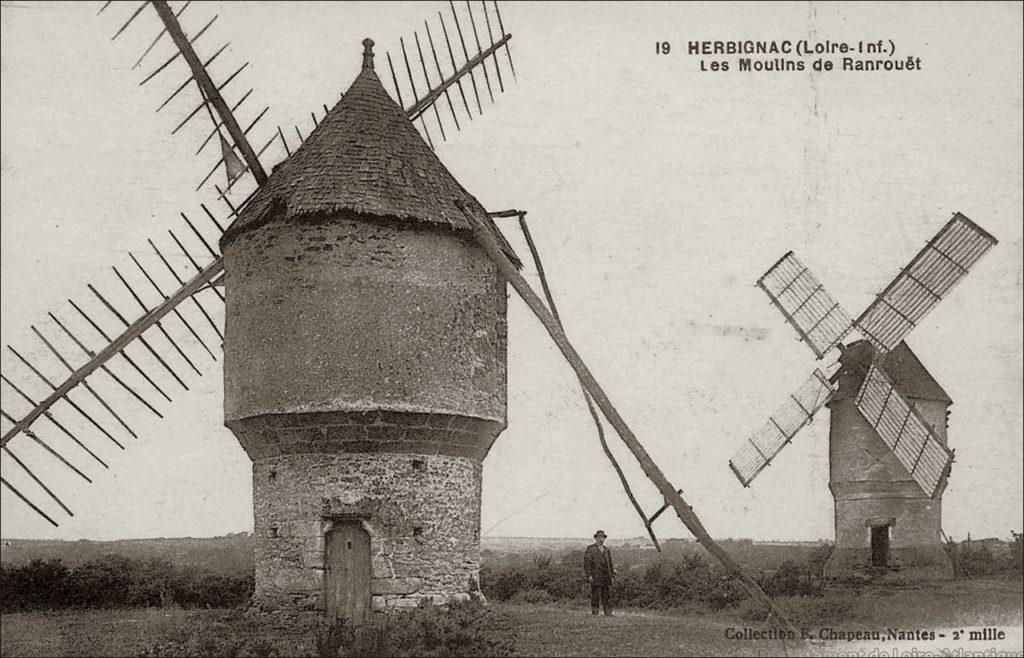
left=583, top=530, right=616, bottom=616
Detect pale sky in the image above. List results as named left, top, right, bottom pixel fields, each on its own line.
left=1, top=1, right=1022, bottom=544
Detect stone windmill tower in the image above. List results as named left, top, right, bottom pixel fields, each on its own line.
left=825, top=341, right=954, bottom=578
left=1, top=1, right=521, bottom=622
left=728, top=214, right=997, bottom=579
left=220, top=40, right=520, bottom=616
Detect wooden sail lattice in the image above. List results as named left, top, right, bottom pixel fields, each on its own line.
left=385, top=1, right=515, bottom=150
left=855, top=364, right=954, bottom=498
left=855, top=213, right=998, bottom=355
left=728, top=370, right=834, bottom=487
left=757, top=252, right=855, bottom=359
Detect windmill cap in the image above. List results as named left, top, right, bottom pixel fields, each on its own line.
left=832, top=340, right=952, bottom=405
left=362, top=38, right=375, bottom=70
left=217, top=42, right=521, bottom=268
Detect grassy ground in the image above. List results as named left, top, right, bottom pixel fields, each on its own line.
left=1, top=579, right=1020, bottom=657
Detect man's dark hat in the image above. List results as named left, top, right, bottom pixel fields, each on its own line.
left=594, top=530, right=607, bottom=538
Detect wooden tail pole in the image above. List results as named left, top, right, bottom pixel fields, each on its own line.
left=455, top=200, right=793, bottom=629
left=515, top=212, right=661, bottom=552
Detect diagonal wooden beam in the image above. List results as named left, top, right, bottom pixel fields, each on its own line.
left=0, top=259, right=222, bottom=448
left=406, top=33, right=510, bottom=123
left=455, top=200, right=794, bottom=630
left=150, top=0, right=267, bottom=185
left=516, top=212, right=661, bottom=552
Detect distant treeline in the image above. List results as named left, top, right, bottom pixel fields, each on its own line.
left=1, top=534, right=253, bottom=578
left=0, top=554, right=253, bottom=612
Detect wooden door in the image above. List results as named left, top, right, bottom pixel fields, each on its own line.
left=324, top=521, right=371, bottom=623
left=870, top=525, right=890, bottom=568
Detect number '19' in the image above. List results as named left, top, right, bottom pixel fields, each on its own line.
left=656, top=41, right=670, bottom=55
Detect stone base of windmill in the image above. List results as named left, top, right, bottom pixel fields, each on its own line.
left=237, top=450, right=496, bottom=619
left=824, top=545, right=954, bottom=582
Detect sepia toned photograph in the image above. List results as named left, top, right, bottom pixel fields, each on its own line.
left=1, top=2, right=1022, bottom=656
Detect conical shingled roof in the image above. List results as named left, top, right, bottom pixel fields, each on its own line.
left=220, top=43, right=519, bottom=266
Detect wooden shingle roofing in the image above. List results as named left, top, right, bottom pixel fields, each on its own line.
left=220, top=48, right=519, bottom=266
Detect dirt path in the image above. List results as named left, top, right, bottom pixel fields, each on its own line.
left=495, top=604, right=800, bottom=657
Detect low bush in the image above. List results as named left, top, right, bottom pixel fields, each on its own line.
left=0, top=554, right=253, bottom=612
left=946, top=532, right=1023, bottom=578
left=758, top=560, right=823, bottom=598
left=483, top=550, right=751, bottom=610
left=482, top=544, right=837, bottom=611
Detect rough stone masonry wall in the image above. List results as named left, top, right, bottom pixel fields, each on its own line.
left=222, top=215, right=508, bottom=426
left=250, top=451, right=483, bottom=613
left=222, top=213, right=508, bottom=614
left=826, top=396, right=953, bottom=579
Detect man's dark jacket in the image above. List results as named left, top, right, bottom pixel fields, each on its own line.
left=583, top=543, right=614, bottom=584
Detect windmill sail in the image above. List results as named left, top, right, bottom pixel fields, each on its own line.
left=855, top=213, right=998, bottom=355
left=0, top=207, right=231, bottom=526
left=854, top=363, right=953, bottom=497
left=728, top=369, right=834, bottom=487
left=107, top=0, right=273, bottom=195
left=385, top=1, right=515, bottom=148
left=757, top=252, right=855, bottom=359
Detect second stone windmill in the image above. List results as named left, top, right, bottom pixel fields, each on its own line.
left=728, top=214, right=998, bottom=579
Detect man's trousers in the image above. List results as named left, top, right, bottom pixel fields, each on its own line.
left=590, top=582, right=612, bottom=615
